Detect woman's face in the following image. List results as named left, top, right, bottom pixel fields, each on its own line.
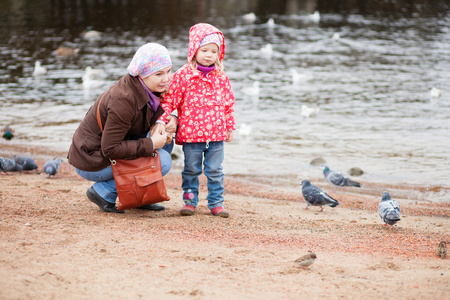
left=142, top=66, right=172, bottom=93
left=195, top=43, right=219, bottom=67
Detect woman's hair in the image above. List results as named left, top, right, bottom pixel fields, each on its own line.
left=189, top=56, right=225, bottom=74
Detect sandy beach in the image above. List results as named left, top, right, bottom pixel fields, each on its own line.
left=0, top=141, right=449, bottom=300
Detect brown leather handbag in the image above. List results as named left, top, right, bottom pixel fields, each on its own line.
left=96, top=96, right=170, bottom=210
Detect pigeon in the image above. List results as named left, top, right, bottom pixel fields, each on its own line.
left=437, top=241, right=447, bottom=259
left=0, top=157, right=23, bottom=173
left=43, top=157, right=63, bottom=176
left=378, top=191, right=401, bottom=227
left=301, top=180, right=340, bottom=211
left=12, top=155, right=38, bottom=172
left=321, top=165, right=361, bottom=188
left=295, top=252, right=317, bottom=268
left=1, top=125, right=14, bottom=140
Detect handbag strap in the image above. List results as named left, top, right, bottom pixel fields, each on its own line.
left=96, top=95, right=105, bottom=133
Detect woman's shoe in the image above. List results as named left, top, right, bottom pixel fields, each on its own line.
left=86, top=186, right=124, bottom=213
left=136, top=203, right=165, bottom=211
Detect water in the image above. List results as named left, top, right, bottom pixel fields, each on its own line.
left=1, top=0, right=449, bottom=201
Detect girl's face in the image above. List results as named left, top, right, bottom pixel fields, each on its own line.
left=195, top=43, right=219, bottom=67
left=141, top=66, right=172, bottom=93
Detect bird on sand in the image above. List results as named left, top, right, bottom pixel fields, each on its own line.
left=295, top=252, right=317, bottom=268
left=0, top=157, right=22, bottom=173
left=378, top=191, right=401, bottom=227
left=321, top=164, right=361, bottom=188
left=436, top=241, right=447, bottom=259
left=44, top=157, right=63, bottom=177
left=1, top=125, right=14, bottom=140
left=32, top=61, right=47, bottom=76
left=301, top=180, right=340, bottom=211
left=12, top=155, right=38, bottom=172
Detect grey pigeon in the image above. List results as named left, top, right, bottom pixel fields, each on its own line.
left=43, top=157, right=63, bottom=176
left=301, top=180, right=340, bottom=211
left=12, top=155, right=38, bottom=172
left=321, top=165, right=361, bottom=188
left=0, top=157, right=23, bottom=173
left=378, top=191, right=401, bottom=226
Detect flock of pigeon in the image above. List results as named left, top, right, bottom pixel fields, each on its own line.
left=301, top=164, right=401, bottom=229
left=0, top=126, right=63, bottom=177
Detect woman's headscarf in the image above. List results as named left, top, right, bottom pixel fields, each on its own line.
left=127, top=43, right=172, bottom=78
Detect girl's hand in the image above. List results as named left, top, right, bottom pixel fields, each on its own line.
left=225, top=131, right=233, bottom=142
left=165, top=116, right=178, bottom=133
left=151, top=123, right=166, bottom=136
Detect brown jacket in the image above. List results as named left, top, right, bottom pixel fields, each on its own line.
left=68, top=74, right=165, bottom=171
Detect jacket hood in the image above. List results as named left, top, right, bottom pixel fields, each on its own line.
left=188, top=23, right=225, bottom=64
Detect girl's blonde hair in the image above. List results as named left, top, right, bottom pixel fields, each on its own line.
left=190, top=56, right=225, bottom=74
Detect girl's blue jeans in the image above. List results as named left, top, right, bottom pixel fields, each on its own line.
left=74, top=141, right=173, bottom=203
left=182, top=141, right=224, bottom=210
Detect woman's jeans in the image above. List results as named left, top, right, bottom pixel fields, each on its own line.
left=182, top=141, right=224, bottom=210
left=75, top=141, right=173, bottom=203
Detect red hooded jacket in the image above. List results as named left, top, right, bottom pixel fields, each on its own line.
left=160, top=23, right=236, bottom=144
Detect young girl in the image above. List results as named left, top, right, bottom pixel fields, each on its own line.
left=157, top=23, right=236, bottom=218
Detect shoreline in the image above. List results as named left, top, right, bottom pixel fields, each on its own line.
left=1, top=139, right=449, bottom=204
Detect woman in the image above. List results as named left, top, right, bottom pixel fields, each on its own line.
left=68, top=43, right=177, bottom=213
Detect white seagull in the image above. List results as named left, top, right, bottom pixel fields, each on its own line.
left=32, top=61, right=47, bottom=76
left=309, top=11, right=320, bottom=23
left=260, top=44, right=273, bottom=59
left=242, top=12, right=256, bottom=23
left=301, top=104, right=320, bottom=118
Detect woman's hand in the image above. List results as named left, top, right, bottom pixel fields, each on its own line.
left=165, top=116, right=178, bottom=134
left=151, top=123, right=166, bottom=135
left=151, top=131, right=167, bottom=150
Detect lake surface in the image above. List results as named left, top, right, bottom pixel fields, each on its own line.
left=1, top=0, right=449, bottom=201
